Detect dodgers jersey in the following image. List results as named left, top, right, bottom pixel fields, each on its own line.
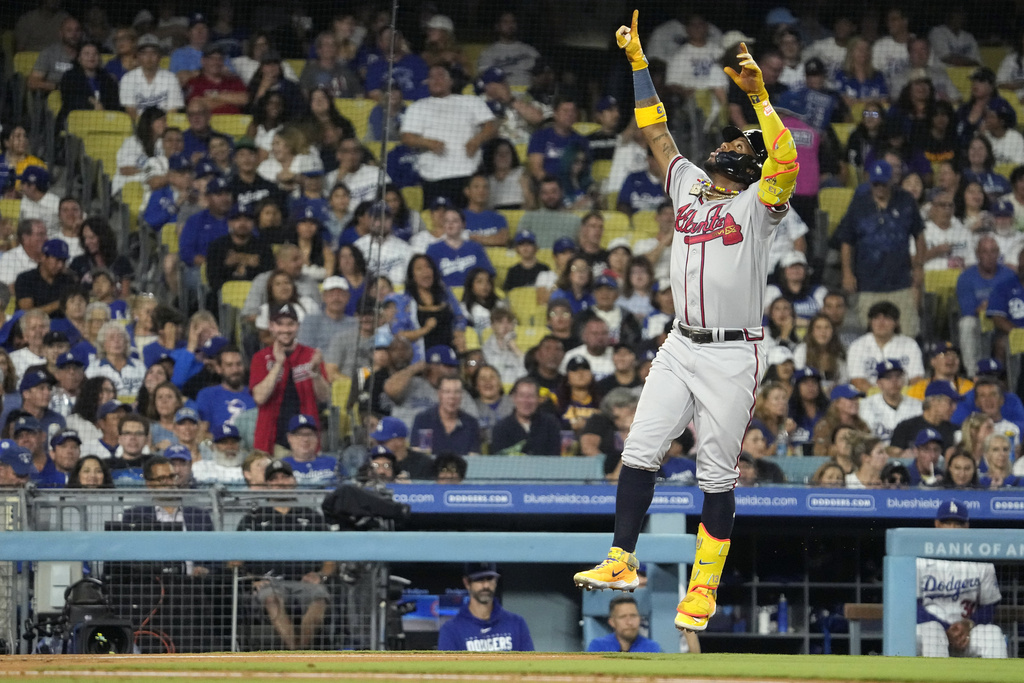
left=917, top=558, right=1001, bottom=625
left=664, top=155, right=784, bottom=329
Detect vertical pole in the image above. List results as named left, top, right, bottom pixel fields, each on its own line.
left=230, top=566, right=239, bottom=653
left=883, top=555, right=917, bottom=656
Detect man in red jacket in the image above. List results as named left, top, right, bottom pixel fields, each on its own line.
left=251, top=304, right=331, bottom=454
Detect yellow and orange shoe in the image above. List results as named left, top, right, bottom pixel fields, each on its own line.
left=675, top=586, right=717, bottom=631
left=573, top=547, right=640, bottom=591
left=674, top=524, right=731, bottom=632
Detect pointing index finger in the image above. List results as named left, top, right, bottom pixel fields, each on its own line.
left=631, top=9, right=639, bottom=34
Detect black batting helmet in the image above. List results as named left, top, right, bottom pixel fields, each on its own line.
left=715, top=126, right=768, bottom=186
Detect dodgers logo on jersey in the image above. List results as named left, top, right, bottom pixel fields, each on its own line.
left=675, top=203, right=744, bottom=246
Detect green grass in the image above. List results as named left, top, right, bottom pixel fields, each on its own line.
left=19, top=652, right=1024, bottom=683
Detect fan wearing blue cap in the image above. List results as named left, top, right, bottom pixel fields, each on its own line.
left=169, top=14, right=212, bottom=84
left=280, top=414, right=338, bottom=487
left=287, top=172, right=331, bottom=231
left=18, top=367, right=66, bottom=436
left=0, top=439, right=35, bottom=487
left=503, top=229, right=551, bottom=291
left=13, top=238, right=77, bottom=312
left=19, top=167, right=59, bottom=231
left=907, top=427, right=944, bottom=486
left=369, top=416, right=433, bottom=479
left=618, top=149, right=666, bottom=215
left=178, top=173, right=232, bottom=304
left=949, top=358, right=1024, bottom=428
left=918, top=498, right=1008, bottom=659
left=857, top=359, right=922, bottom=444
left=351, top=203, right=417, bottom=287
left=205, top=199, right=274, bottom=304
left=143, top=154, right=195, bottom=236
left=475, top=67, right=544, bottom=151
left=890, top=380, right=959, bottom=454
left=192, top=423, right=247, bottom=486
left=836, top=148, right=927, bottom=339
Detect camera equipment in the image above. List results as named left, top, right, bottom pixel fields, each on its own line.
left=322, top=483, right=412, bottom=531
left=61, top=578, right=135, bottom=654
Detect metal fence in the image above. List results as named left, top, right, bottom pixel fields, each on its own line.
left=1, top=488, right=388, bottom=654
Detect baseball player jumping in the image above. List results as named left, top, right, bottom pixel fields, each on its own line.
left=574, top=11, right=799, bottom=633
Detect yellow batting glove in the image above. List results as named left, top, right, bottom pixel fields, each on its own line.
left=615, top=10, right=649, bottom=71
left=723, top=42, right=767, bottom=102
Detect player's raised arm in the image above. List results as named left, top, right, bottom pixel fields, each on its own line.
left=723, top=44, right=799, bottom=207
left=616, top=10, right=679, bottom=176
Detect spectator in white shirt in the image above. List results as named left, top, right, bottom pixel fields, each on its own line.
left=928, top=10, right=982, bottom=67
left=10, top=309, right=50, bottom=383
left=645, top=9, right=723, bottom=64
left=119, top=36, right=184, bottom=120
left=475, top=12, right=541, bottom=88
left=804, top=15, right=856, bottom=88
left=85, top=322, right=146, bottom=398
left=665, top=14, right=727, bottom=116
left=256, top=125, right=321, bottom=194
left=0, top=219, right=47, bottom=292
left=846, top=301, right=925, bottom=394
left=324, top=139, right=389, bottom=206
left=872, top=7, right=912, bottom=90
left=916, top=190, right=974, bottom=271
left=889, top=38, right=960, bottom=104
left=560, top=318, right=614, bottom=381
left=401, top=64, right=498, bottom=208
left=858, top=359, right=923, bottom=443
left=18, top=166, right=60, bottom=234
left=52, top=197, right=85, bottom=261
left=983, top=102, right=1024, bottom=166
left=353, top=204, right=415, bottom=287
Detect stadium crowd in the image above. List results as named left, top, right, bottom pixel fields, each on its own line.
left=1, top=0, right=1024, bottom=497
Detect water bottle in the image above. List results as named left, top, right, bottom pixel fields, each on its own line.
left=775, top=429, right=789, bottom=458
left=777, top=593, right=788, bottom=633
left=757, top=606, right=772, bottom=634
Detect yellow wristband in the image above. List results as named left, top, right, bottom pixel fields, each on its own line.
left=635, top=103, right=667, bottom=129
left=630, top=55, right=650, bottom=71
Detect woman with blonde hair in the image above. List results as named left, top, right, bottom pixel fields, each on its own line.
left=844, top=432, right=887, bottom=488
left=85, top=322, right=146, bottom=398
left=959, top=412, right=995, bottom=466
left=749, top=381, right=796, bottom=455
left=978, top=433, right=1023, bottom=488
left=836, top=36, right=888, bottom=106
left=256, top=124, right=319, bottom=193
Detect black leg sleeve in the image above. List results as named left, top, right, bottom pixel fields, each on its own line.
left=611, top=466, right=658, bottom=552
left=700, top=490, right=736, bottom=540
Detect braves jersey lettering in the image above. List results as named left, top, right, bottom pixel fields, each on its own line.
left=676, top=204, right=744, bottom=246
left=465, top=635, right=515, bottom=652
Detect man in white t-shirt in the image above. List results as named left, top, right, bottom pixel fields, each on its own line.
left=665, top=14, right=727, bottom=115
left=858, top=359, right=923, bottom=444
left=52, top=197, right=85, bottom=260
left=475, top=12, right=541, bottom=88
left=803, top=15, right=856, bottom=88
left=846, top=301, right=926, bottom=393
left=983, top=102, right=1024, bottom=166
left=559, top=318, right=614, bottom=381
left=10, top=309, right=50, bottom=384
left=353, top=205, right=415, bottom=287
left=400, top=65, right=497, bottom=208
left=928, top=10, right=982, bottom=67
left=645, top=10, right=722, bottom=64
left=17, top=166, right=60, bottom=234
left=120, top=36, right=185, bottom=119
left=0, top=219, right=46, bottom=292
left=871, top=8, right=912, bottom=90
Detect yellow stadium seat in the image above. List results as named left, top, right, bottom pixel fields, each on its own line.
left=162, top=223, right=179, bottom=254
left=508, top=288, right=546, bottom=326
left=832, top=122, right=855, bottom=148
left=848, top=101, right=868, bottom=123
left=82, top=134, right=124, bottom=180
left=331, top=375, right=352, bottom=409
left=158, top=56, right=170, bottom=70
left=924, top=269, right=961, bottom=297
left=220, top=280, right=251, bottom=309
left=210, top=114, right=252, bottom=138
left=498, top=209, right=524, bottom=232
left=572, top=122, right=601, bottom=136
left=1008, top=328, right=1024, bottom=355
left=464, top=326, right=483, bottom=351
left=0, top=198, right=21, bottom=222
left=462, top=43, right=487, bottom=77
left=449, top=286, right=464, bottom=301
left=632, top=210, right=659, bottom=240
left=946, top=66, right=975, bottom=101
left=995, top=162, right=1019, bottom=180
left=486, top=246, right=519, bottom=285
left=67, top=110, right=133, bottom=136
left=517, top=324, right=549, bottom=351
left=592, top=160, right=612, bottom=186
left=13, top=52, right=39, bottom=78
left=981, top=46, right=1009, bottom=73
left=46, top=90, right=61, bottom=116
left=121, top=182, right=145, bottom=232
left=334, top=98, right=375, bottom=142
left=401, top=185, right=423, bottom=212
left=580, top=210, right=630, bottom=247
left=537, top=248, right=554, bottom=269
left=166, top=111, right=188, bottom=130
left=515, top=143, right=528, bottom=164
left=818, top=187, right=855, bottom=235
left=285, top=59, right=306, bottom=80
